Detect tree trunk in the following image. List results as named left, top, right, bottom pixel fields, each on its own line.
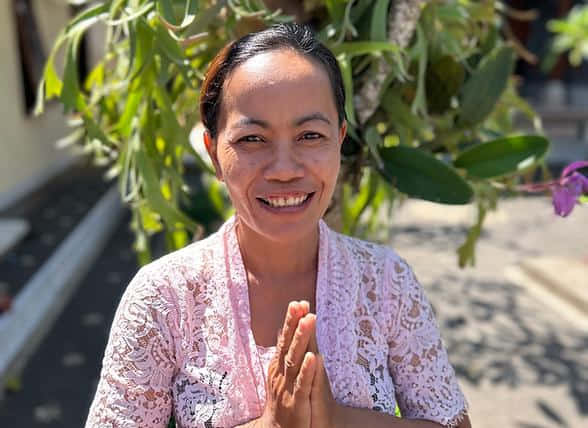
left=324, top=0, right=428, bottom=232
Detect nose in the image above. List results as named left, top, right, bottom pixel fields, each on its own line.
left=263, top=143, right=305, bottom=182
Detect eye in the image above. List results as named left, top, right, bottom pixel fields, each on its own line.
left=300, top=132, right=323, bottom=141
left=237, top=135, right=263, bottom=143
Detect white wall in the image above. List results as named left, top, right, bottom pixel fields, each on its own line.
left=0, top=0, right=81, bottom=209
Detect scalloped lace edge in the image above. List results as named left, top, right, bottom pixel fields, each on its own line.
left=444, top=404, right=470, bottom=428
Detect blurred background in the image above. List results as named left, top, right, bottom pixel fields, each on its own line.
left=0, top=0, right=587, bottom=427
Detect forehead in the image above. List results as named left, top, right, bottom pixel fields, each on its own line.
left=219, top=49, right=337, bottom=128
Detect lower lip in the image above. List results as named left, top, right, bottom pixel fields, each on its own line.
left=257, top=193, right=315, bottom=214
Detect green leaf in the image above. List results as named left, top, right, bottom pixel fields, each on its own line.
left=65, top=3, right=108, bottom=36
left=325, top=0, right=346, bottom=23
left=34, top=53, right=64, bottom=115
left=410, top=24, right=428, bottom=116
left=126, top=22, right=138, bottom=78
left=155, top=23, right=188, bottom=66
left=454, top=135, right=550, bottom=179
left=208, top=179, right=227, bottom=217
left=380, top=89, right=429, bottom=140
left=131, top=20, right=155, bottom=78
left=426, top=55, right=465, bottom=114
left=157, top=0, right=177, bottom=25
left=117, top=89, right=143, bottom=138
left=370, top=0, right=390, bottom=41
left=106, top=2, right=153, bottom=25
left=139, top=204, right=164, bottom=233
left=45, top=58, right=64, bottom=99
left=330, top=41, right=399, bottom=57
left=378, top=146, right=474, bottom=204
left=350, top=0, right=374, bottom=24
left=364, top=126, right=385, bottom=169
left=337, top=55, right=356, bottom=126
left=136, top=144, right=200, bottom=234
left=170, top=227, right=189, bottom=249
left=457, top=45, right=516, bottom=127
left=158, top=0, right=198, bottom=30
left=152, top=85, right=214, bottom=175
left=60, top=41, right=81, bottom=112
left=342, top=170, right=379, bottom=234
left=181, top=0, right=199, bottom=29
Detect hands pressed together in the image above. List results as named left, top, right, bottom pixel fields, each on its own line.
left=258, top=301, right=343, bottom=428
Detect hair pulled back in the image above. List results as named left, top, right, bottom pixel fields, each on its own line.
left=199, top=23, right=346, bottom=139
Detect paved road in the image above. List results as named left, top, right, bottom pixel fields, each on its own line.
left=389, top=197, right=588, bottom=428
left=0, top=209, right=139, bottom=427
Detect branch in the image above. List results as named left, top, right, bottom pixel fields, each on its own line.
left=355, top=0, right=428, bottom=124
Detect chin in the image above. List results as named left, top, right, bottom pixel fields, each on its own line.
left=258, top=220, right=318, bottom=243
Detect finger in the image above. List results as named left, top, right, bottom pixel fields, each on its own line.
left=298, top=300, right=310, bottom=314
left=308, top=316, right=319, bottom=354
left=312, top=354, right=334, bottom=401
left=311, top=353, right=324, bottom=392
left=284, top=313, right=315, bottom=379
left=294, top=351, right=316, bottom=399
left=276, top=302, right=305, bottom=370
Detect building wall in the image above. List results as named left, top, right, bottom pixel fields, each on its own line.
left=0, top=0, right=80, bottom=208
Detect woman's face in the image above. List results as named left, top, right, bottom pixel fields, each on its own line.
left=204, top=48, right=346, bottom=243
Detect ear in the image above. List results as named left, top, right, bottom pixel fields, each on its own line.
left=203, top=130, right=224, bottom=181
left=338, top=119, right=347, bottom=147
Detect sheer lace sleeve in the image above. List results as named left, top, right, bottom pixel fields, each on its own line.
left=85, top=266, right=179, bottom=428
left=386, top=256, right=468, bottom=427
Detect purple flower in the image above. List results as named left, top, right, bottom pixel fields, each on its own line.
left=520, top=160, right=588, bottom=217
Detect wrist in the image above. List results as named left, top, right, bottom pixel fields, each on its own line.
left=333, top=403, right=350, bottom=428
left=235, top=416, right=270, bottom=428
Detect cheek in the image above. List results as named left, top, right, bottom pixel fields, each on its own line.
left=217, top=147, right=242, bottom=179
left=217, top=148, right=256, bottom=201
left=309, top=148, right=340, bottom=186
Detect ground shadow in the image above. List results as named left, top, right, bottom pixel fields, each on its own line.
left=426, top=273, right=588, bottom=417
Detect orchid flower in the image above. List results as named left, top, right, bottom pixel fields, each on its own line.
left=520, top=161, right=588, bottom=217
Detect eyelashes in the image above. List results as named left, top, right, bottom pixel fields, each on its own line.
left=237, top=135, right=263, bottom=143
left=235, top=132, right=324, bottom=144
left=301, top=132, right=322, bottom=140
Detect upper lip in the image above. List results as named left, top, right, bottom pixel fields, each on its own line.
left=257, top=191, right=313, bottom=199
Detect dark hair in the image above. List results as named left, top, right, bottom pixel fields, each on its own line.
left=200, top=23, right=346, bottom=139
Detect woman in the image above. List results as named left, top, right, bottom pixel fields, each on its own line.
left=85, top=23, right=471, bottom=428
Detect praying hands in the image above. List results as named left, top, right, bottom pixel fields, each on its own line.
left=237, top=300, right=340, bottom=428
left=238, top=301, right=470, bottom=428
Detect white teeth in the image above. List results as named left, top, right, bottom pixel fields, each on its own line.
left=264, top=194, right=309, bottom=208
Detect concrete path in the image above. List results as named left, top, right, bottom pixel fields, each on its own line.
left=389, top=197, right=588, bottom=428
left=0, top=219, right=29, bottom=260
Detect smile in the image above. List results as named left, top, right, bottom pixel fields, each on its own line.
left=257, top=192, right=314, bottom=208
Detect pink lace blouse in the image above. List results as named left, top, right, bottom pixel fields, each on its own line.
left=85, top=216, right=468, bottom=427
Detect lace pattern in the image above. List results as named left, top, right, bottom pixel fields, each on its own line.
left=84, top=216, right=467, bottom=427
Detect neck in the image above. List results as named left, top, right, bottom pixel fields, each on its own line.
left=235, top=218, right=319, bottom=279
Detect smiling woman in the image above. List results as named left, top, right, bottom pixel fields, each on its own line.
left=84, top=23, right=471, bottom=428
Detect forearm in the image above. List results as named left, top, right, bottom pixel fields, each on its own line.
left=234, top=417, right=264, bottom=428
left=337, top=406, right=442, bottom=428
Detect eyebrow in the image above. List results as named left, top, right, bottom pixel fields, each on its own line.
left=233, top=112, right=332, bottom=129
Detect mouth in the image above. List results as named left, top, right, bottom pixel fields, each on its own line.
left=256, top=192, right=315, bottom=209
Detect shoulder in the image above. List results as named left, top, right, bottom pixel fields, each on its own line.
left=141, top=229, right=221, bottom=278
left=124, top=224, right=227, bottom=306
left=323, top=222, right=407, bottom=275
left=322, top=222, right=419, bottom=306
